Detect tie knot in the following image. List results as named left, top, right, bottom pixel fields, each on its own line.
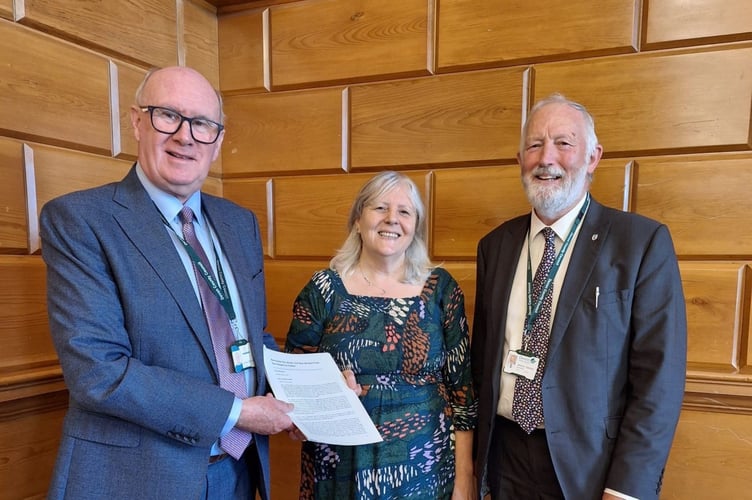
left=541, top=227, right=555, bottom=244
left=179, top=206, right=195, bottom=225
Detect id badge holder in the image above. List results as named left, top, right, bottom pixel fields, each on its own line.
left=503, top=349, right=539, bottom=380
left=230, top=339, right=254, bottom=372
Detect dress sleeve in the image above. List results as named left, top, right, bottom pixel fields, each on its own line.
left=284, top=270, right=331, bottom=354
left=438, top=270, right=478, bottom=431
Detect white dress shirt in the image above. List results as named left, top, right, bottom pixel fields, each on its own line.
left=497, top=194, right=589, bottom=420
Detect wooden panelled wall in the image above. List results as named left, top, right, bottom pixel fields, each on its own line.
left=0, top=0, right=751, bottom=498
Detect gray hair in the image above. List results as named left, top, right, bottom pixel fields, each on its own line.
left=330, top=171, right=433, bottom=283
left=519, top=93, right=599, bottom=159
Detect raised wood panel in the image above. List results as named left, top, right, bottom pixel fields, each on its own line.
left=223, top=87, right=344, bottom=175
left=203, top=174, right=223, bottom=197
left=591, top=159, right=631, bottom=211
left=437, top=0, right=638, bottom=71
left=184, top=0, right=221, bottom=89
left=432, top=165, right=527, bottom=259
left=269, top=0, right=430, bottom=89
left=32, top=145, right=132, bottom=219
left=223, top=177, right=271, bottom=255
left=0, top=20, right=112, bottom=154
left=350, top=68, right=526, bottom=169
left=213, top=0, right=297, bottom=9
left=183, top=2, right=226, bottom=179
left=272, top=171, right=428, bottom=258
left=747, top=264, right=752, bottom=374
left=662, top=409, right=752, bottom=498
left=218, top=9, right=267, bottom=92
left=0, top=399, right=66, bottom=500
left=269, top=430, right=302, bottom=499
left=273, top=173, right=360, bottom=257
left=0, top=0, right=11, bottom=20
left=0, top=256, right=56, bottom=374
left=632, top=154, right=752, bottom=257
left=0, top=139, right=28, bottom=254
left=680, top=262, right=746, bottom=373
left=683, top=380, right=752, bottom=412
left=644, top=0, right=752, bottom=49
left=269, top=433, right=302, bottom=498
left=17, top=0, right=178, bottom=67
left=533, top=46, right=752, bottom=155
left=264, top=259, right=329, bottom=345
left=113, top=61, right=145, bottom=160
left=24, top=143, right=40, bottom=256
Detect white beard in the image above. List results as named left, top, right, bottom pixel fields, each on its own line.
left=522, top=165, right=589, bottom=221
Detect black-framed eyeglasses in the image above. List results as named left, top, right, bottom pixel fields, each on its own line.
left=138, top=105, right=224, bottom=145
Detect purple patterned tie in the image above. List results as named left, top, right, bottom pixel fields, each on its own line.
left=512, top=227, right=556, bottom=434
left=179, top=206, right=251, bottom=459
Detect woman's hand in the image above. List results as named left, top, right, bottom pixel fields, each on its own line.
left=452, top=430, right=476, bottom=500
left=451, top=470, right=476, bottom=500
left=342, top=369, right=362, bottom=396
left=287, top=424, right=307, bottom=441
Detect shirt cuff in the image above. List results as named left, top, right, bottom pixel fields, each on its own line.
left=604, top=488, right=639, bottom=500
left=210, top=397, right=243, bottom=456
left=221, top=397, right=243, bottom=436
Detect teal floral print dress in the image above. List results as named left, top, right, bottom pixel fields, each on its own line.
left=285, top=267, right=477, bottom=500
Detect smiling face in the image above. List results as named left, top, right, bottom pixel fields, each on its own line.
left=518, top=101, right=602, bottom=224
left=130, top=67, right=224, bottom=202
left=355, top=183, right=417, bottom=264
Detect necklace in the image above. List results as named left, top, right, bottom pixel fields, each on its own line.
left=360, top=267, right=387, bottom=295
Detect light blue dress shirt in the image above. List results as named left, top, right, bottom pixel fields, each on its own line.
left=136, top=165, right=252, bottom=455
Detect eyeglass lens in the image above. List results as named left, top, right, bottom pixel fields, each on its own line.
left=149, top=106, right=221, bottom=144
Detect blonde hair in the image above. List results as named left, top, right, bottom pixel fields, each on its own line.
left=330, top=171, right=433, bottom=283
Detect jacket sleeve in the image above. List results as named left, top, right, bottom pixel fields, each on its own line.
left=605, top=224, right=687, bottom=499
left=41, top=195, right=235, bottom=448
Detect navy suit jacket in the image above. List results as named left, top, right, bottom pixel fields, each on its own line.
left=472, top=198, right=687, bottom=499
left=41, top=166, right=279, bottom=499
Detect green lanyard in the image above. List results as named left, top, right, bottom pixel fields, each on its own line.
left=523, top=195, right=590, bottom=342
left=159, top=210, right=237, bottom=322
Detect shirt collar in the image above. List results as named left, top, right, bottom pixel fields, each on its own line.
left=135, top=163, right=203, bottom=226
left=530, top=194, right=589, bottom=241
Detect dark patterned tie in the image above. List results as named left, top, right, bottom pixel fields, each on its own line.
left=512, top=226, right=556, bottom=434
left=179, top=206, right=251, bottom=458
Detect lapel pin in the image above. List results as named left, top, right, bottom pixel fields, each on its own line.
left=592, top=233, right=599, bottom=241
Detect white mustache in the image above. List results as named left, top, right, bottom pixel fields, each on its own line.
left=531, top=166, right=564, bottom=178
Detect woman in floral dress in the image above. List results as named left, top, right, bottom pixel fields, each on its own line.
left=285, top=171, right=477, bottom=499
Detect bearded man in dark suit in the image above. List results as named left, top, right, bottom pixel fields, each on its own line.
left=472, top=94, right=687, bottom=500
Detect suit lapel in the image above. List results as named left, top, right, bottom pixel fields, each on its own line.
left=547, top=200, right=610, bottom=359
left=111, top=168, right=219, bottom=373
left=493, top=219, right=529, bottom=314
left=487, top=217, right=529, bottom=385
